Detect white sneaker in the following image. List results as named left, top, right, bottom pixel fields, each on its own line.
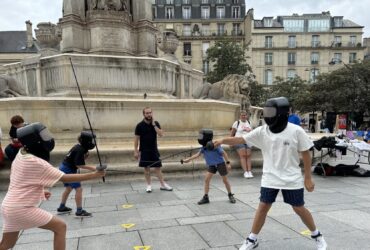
left=239, top=238, right=258, bottom=250
left=243, top=172, right=249, bottom=178
left=146, top=185, right=152, bottom=193
left=160, top=183, right=173, bottom=191
left=312, top=234, right=327, bottom=250
left=249, top=171, right=254, bottom=178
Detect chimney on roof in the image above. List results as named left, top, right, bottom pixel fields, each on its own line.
left=25, top=20, right=33, bottom=48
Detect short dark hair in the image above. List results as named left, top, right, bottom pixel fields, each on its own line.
left=142, top=107, right=152, bottom=115
left=10, top=115, right=24, bottom=125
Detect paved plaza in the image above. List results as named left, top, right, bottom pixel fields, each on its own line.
left=1, top=168, right=370, bottom=250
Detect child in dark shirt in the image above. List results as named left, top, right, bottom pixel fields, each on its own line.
left=182, top=129, right=236, bottom=205
left=57, top=131, right=97, bottom=217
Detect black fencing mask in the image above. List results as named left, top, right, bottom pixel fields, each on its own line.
left=79, top=131, right=96, bottom=150
left=263, top=97, right=290, bottom=133
left=198, top=129, right=213, bottom=147
left=17, top=122, right=55, bottom=161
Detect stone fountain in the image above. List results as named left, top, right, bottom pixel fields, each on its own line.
left=0, top=0, right=246, bottom=174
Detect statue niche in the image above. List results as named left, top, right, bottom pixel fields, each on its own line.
left=88, top=0, right=129, bottom=11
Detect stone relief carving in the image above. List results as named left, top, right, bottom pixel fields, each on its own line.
left=193, top=74, right=251, bottom=110
left=89, top=0, right=129, bottom=11
left=0, top=75, right=27, bottom=98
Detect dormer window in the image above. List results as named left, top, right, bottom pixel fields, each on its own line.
left=334, top=17, right=343, bottom=27
left=263, top=18, right=273, bottom=27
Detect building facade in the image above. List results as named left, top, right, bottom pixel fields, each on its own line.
left=0, top=21, right=39, bottom=74
left=251, top=12, right=365, bottom=85
left=152, top=0, right=251, bottom=75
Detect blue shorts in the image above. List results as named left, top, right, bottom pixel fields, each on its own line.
left=234, top=144, right=251, bottom=150
left=59, top=163, right=81, bottom=189
left=260, top=187, right=304, bottom=206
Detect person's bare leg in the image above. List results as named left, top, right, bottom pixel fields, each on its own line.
left=292, top=206, right=316, bottom=231
left=222, top=176, right=232, bottom=193
left=75, top=187, right=83, bottom=208
left=60, top=187, right=72, bottom=205
left=246, top=148, right=252, bottom=172
left=237, top=148, right=248, bottom=172
left=250, top=202, right=272, bottom=234
left=39, top=216, right=67, bottom=250
left=204, top=172, right=213, bottom=194
left=153, top=167, right=165, bottom=186
left=144, top=167, right=151, bottom=185
left=0, top=231, right=20, bottom=250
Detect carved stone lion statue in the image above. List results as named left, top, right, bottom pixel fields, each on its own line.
left=193, top=74, right=251, bottom=110
left=0, top=75, right=27, bottom=98
left=90, top=0, right=128, bottom=11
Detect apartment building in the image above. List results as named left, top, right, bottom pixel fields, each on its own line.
left=152, top=0, right=250, bottom=74
left=251, top=12, right=365, bottom=85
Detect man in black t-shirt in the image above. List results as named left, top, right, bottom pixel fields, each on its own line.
left=134, top=107, right=172, bottom=193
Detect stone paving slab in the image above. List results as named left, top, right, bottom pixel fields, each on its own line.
left=1, top=171, right=370, bottom=249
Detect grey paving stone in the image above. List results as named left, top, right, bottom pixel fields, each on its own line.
left=226, top=217, right=301, bottom=242
left=83, top=193, right=128, bottom=207
left=322, top=229, right=370, bottom=250
left=174, top=189, right=226, bottom=200
left=178, top=214, right=235, bottom=225
left=186, top=200, right=255, bottom=216
left=14, top=238, right=78, bottom=250
left=208, top=247, right=237, bottom=250
left=138, top=204, right=195, bottom=221
left=91, top=181, right=134, bottom=194
left=140, top=225, right=209, bottom=250
left=78, top=231, right=142, bottom=250
left=246, top=237, right=313, bottom=250
left=192, top=221, right=243, bottom=247
left=321, top=209, right=370, bottom=231
left=126, top=191, right=179, bottom=204
left=126, top=218, right=179, bottom=231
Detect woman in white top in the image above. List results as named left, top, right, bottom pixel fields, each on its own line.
left=230, top=110, right=253, bottom=178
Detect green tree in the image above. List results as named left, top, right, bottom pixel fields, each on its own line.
left=206, top=39, right=251, bottom=83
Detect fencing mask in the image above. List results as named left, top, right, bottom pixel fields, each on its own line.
left=198, top=129, right=213, bottom=147
left=263, top=97, right=290, bottom=133
left=79, top=131, right=96, bottom=150
left=17, top=122, right=55, bottom=161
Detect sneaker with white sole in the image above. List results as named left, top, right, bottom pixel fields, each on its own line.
left=312, top=233, right=327, bottom=250
left=160, top=183, right=173, bottom=191
left=243, top=172, right=249, bottom=178
left=248, top=171, right=254, bottom=178
left=146, top=185, right=152, bottom=193
left=239, top=238, right=258, bottom=250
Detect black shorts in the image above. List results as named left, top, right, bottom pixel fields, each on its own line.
left=260, top=187, right=305, bottom=206
left=208, top=162, right=228, bottom=176
left=139, top=150, right=162, bottom=168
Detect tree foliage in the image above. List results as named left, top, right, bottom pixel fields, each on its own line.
left=206, top=39, right=251, bottom=83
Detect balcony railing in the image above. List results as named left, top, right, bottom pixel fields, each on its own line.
left=265, top=61, right=273, bottom=65
left=180, top=30, right=232, bottom=37
left=288, top=41, right=297, bottom=48
left=231, top=30, right=243, bottom=36
left=288, top=61, right=296, bottom=65
left=311, top=60, right=319, bottom=65
left=311, top=41, right=321, bottom=47
left=265, top=42, right=273, bottom=48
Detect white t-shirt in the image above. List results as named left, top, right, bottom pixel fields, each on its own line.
left=232, top=120, right=252, bottom=137
left=242, top=123, right=313, bottom=189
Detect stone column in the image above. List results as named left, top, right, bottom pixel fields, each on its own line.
left=60, top=0, right=88, bottom=53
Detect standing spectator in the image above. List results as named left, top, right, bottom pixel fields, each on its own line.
left=212, top=97, right=327, bottom=250
left=5, top=115, right=25, bottom=161
left=288, top=107, right=301, bottom=126
left=134, top=107, right=172, bottom=193
left=364, top=128, right=370, bottom=143
left=230, top=110, right=254, bottom=178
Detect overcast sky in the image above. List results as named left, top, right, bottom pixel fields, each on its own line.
left=0, top=0, right=369, bottom=37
